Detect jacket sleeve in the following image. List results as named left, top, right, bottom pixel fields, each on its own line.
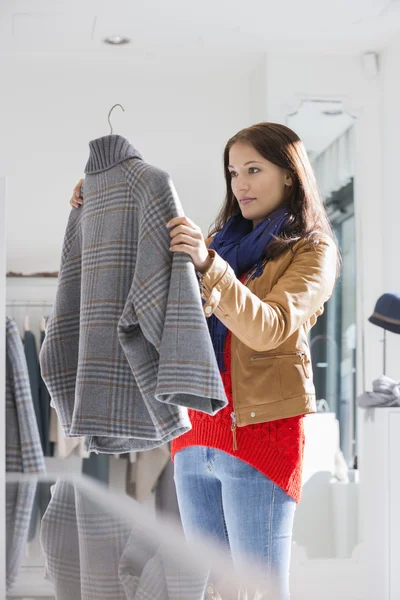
left=200, top=237, right=338, bottom=352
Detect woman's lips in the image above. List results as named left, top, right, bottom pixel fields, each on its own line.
left=240, top=197, right=256, bottom=205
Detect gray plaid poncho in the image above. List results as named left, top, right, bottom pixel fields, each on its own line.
left=39, top=135, right=227, bottom=453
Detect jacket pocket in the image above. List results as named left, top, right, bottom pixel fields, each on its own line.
left=250, top=351, right=313, bottom=400
left=250, top=351, right=309, bottom=376
left=247, top=354, right=284, bottom=403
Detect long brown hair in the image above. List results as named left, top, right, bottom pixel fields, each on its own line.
left=209, top=122, right=339, bottom=266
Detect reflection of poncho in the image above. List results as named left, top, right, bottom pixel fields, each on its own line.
left=357, top=375, right=400, bottom=408
left=7, top=482, right=37, bottom=591
left=40, top=480, right=209, bottom=600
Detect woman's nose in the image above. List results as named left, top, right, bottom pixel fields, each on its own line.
left=235, top=176, right=249, bottom=192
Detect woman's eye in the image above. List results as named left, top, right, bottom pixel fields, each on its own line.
left=249, top=167, right=260, bottom=174
left=229, top=171, right=237, bottom=178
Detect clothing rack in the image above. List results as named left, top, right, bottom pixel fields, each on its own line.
left=6, top=301, right=54, bottom=307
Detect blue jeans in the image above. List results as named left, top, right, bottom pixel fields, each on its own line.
left=174, top=446, right=296, bottom=599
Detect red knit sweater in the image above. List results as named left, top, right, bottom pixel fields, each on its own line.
left=171, top=328, right=305, bottom=503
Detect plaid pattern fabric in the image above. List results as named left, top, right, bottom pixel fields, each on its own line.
left=6, top=481, right=37, bottom=591
left=119, top=531, right=208, bottom=600
left=39, top=135, right=227, bottom=453
left=40, top=481, right=81, bottom=599
left=40, top=480, right=208, bottom=600
left=6, top=318, right=46, bottom=473
left=40, top=480, right=130, bottom=600
left=119, top=538, right=169, bottom=600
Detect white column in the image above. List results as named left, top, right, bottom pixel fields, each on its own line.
left=0, top=176, right=6, bottom=600
left=359, top=408, right=400, bottom=600
left=380, top=34, right=400, bottom=379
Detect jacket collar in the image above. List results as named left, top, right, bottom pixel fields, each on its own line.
left=84, top=134, right=143, bottom=174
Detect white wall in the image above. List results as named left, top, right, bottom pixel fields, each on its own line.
left=380, top=33, right=400, bottom=379
left=0, top=52, right=263, bottom=273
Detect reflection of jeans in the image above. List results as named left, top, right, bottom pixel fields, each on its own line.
left=174, top=446, right=296, bottom=599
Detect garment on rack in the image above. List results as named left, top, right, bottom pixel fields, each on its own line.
left=6, top=317, right=46, bottom=473
left=127, top=445, right=170, bottom=503
left=82, top=453, right=110, bottom=484
left=155, top=459, right=180, bottom=520
left=49, top=407, right=89, bottom=458
left=39, top=330, right=53, bottom=456
left=126, top=446, right=180, bottom=521
left=24, top=329, right=45, bottom=450
left=23, top=330, right=52, bottom=542
left=357, top=374, right=400, bottom=408
left=39, top=134, right=227, bottom=454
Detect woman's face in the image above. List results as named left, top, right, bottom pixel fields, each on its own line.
left=228, top=142, right=292, bottom=227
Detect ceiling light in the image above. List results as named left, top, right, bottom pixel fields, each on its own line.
left=322, top=110, right=343, bottom=116
left=104, top=36, right=131, bottom=46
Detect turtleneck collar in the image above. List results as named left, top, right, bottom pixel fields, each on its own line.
left=84, top=134, right=143, bottom=174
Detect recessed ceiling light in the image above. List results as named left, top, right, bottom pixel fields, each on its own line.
left=322, top=110, right=343, bottom=116
left=104, top=36, right=131, bottom=46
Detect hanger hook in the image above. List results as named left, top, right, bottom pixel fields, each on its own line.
left=108, top=104, right=125, bottom=135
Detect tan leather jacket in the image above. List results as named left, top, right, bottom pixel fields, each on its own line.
left=200, top=235, right=337, bottom=428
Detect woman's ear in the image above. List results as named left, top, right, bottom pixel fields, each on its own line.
left=284, top=172, right=293, bottom=187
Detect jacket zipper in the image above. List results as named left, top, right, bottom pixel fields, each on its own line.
left=250, top=351, right=310, bottom=378
left=231, top=411, right=238, bottom=451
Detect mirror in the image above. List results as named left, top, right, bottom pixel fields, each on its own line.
left=287, top=100, right=359, bottom=559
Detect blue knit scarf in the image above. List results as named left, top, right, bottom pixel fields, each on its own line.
left=207, top=206, right=288, bottom=371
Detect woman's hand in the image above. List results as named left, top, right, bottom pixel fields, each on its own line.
left=70, top=179, right=84, bottom=209
left=167, top=216, right=213, bottom=274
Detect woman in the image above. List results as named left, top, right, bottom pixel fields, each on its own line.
left=70, top=122, right=338, bottom=599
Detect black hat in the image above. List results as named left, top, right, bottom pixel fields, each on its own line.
left=369, top=293, right=400, bottom=334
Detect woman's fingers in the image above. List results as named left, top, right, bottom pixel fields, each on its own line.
left=167, top=216, right=200, bottom=231
left=70, top=179, right=84, bottom=209
left=170, top=243, right=195, bottom=255
left=170, top=233, right=201, bottom=248
left=169, top=224, right=202, bottom=240
left=75, top=178, right=84, bottom=195
left=168, top=223, right=210, bottom=270
left=70, top=197, right=81, bottom=208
